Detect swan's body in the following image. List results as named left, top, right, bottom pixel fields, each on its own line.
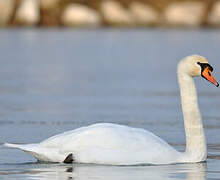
left=4, top=55, right=218, bottom=165
left=5, top=123, right=182, bottom=164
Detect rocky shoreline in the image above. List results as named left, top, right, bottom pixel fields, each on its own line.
left=1, top=0, right=220, bottom=27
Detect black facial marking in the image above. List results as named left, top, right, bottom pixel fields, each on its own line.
left=197, top=62, right=213, bottom=72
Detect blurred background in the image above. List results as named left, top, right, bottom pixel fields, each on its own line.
left=1, top=0, right=220, bottom=27
left=1, top=1, right=220, bottom=180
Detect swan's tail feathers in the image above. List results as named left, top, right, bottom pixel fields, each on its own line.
left=3, top=143, right=45, bottom=162
left=3, top=143, right=38, bottom=152
left=3, top=143, right=61, bottom=163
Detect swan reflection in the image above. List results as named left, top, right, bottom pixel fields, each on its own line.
left=24, top=162, right=206, bottom=180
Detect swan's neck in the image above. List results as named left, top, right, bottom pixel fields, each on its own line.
left=178, top=71, right=207, bottom=162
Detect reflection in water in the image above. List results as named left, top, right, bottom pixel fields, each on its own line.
left=22, top=163, right=206, bottom=180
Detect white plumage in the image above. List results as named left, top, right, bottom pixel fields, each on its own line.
left=5, top=123, right=181, bottom=165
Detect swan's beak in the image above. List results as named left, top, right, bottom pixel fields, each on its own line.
left=202, top=67, right=219, bottom=87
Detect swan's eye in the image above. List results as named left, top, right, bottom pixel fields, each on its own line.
left=197, top=62, right=201, bottom=65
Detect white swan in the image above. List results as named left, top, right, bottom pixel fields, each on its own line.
left=4, top=55, right=219, bottom=165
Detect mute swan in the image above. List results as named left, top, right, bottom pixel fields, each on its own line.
left=4, top=55, right=219, bottom=165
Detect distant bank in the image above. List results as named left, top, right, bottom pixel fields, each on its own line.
left=1, top=0, right=220, bottom=28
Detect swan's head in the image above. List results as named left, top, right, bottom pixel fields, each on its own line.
left=178, top=55, right=219, bottom=87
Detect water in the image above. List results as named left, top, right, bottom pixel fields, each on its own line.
left=0, top=28, right=220, bottom=179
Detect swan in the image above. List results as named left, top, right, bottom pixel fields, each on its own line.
left=4, top=55, right=219, bottom=165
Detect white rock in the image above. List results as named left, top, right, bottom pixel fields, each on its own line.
left=163, top=2, right=205, bottom=26
left=100, top=0, right=134, bottom=25
left=129, top=2, right=159, bottom=25
left=0, top=0, right=15, bottom=26
left=40, top=0, right=60, bottom=10
left=61, top=4, right=101, bottom=26
left=15, top=0, right=40, bottom=25
left=207, top=1, right=220, bottom=25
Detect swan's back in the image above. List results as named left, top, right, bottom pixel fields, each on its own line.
left=39, top=123, right=181, bottom=165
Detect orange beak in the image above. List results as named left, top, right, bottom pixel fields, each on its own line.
left=202, top=67, right=219, bottom=87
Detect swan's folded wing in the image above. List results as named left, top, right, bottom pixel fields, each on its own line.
left=56, top=123, right=181, bottom=165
